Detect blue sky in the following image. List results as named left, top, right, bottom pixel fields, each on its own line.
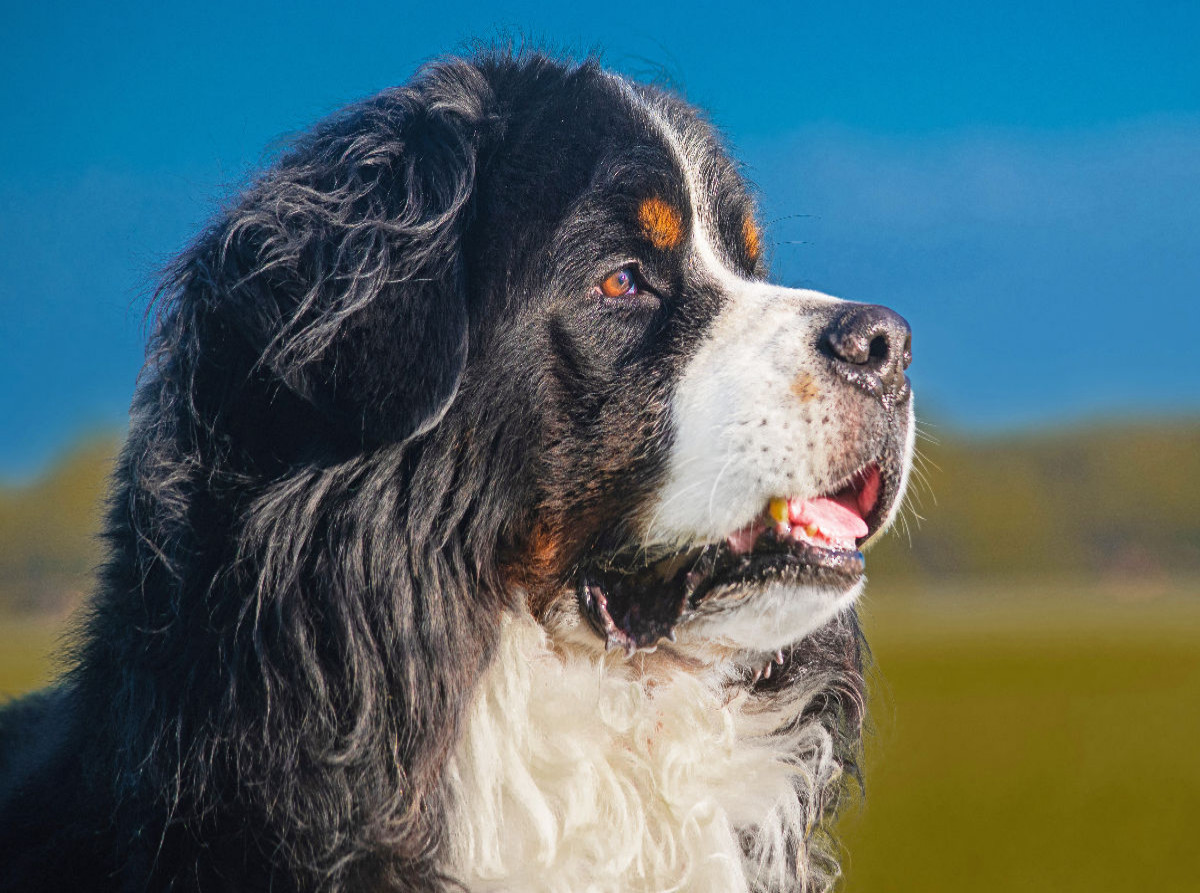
left=2, top=1, right=1198, bottom=479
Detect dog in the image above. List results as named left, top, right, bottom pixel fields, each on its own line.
left=0, top=51, right=913, bottom=892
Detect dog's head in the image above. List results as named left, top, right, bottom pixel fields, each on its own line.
left=162, top=55, right=912, bottom=665
left=327, top=57, right=914, bottom=665
left=131, top=51, right=913, bottom=886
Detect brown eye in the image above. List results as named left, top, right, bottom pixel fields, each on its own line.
left=598, top=266, right=639, bottom=298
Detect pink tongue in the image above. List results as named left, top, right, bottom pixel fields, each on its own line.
left=789, top=496, right=868, bottom=541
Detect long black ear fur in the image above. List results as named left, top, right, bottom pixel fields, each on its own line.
left=179, top=61, right=487, bottom=452
left=33, top=59, right=511, bottom=893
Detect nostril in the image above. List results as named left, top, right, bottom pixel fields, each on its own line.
left=867, top=334, right=889, bottom=365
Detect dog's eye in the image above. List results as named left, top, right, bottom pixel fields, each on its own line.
left=597, top=266, right=640, bottom=298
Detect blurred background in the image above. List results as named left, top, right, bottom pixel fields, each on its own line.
left=2, top=2, right=1197, bottom=890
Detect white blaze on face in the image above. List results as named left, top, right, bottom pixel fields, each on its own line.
left=624, top=87, right=914, bottom=651
left=627, top=93, right=862, bottom=545
left=645, top=282, right=853, bottom=545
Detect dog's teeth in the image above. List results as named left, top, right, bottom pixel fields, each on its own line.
left=774, top=650, right=785, bottom=665
left=772, top=494, right=792, bottom=523
left=762, top=662, right=773, bottom=679
left=751, top=667, right=763, bottom=683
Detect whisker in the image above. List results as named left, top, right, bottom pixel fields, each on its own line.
left=635, top=477, right=711, bottom=560
left=765, top=213, right=815, bottom=226
left=706, top=454, right=739, bottom=530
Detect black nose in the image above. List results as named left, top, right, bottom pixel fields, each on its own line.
left=820, top=304, right=913, bottom=403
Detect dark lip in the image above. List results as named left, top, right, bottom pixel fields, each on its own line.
left=686, top=532, right=868, bottom=614
left=577, top=452, right=905, bottom=654
left=578, top=533, right=865, bottom=655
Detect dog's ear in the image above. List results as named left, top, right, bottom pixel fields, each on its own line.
left=186, top=61, right=495, bottom=448
left=127, top=61, right=509, bottom=882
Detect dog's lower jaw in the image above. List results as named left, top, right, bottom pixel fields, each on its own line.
left=682, top=578, right=866, bottom=654
left=440, top=609, right=853, bottom=893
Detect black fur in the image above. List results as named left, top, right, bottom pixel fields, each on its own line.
left=0, top=51, right=865, bottom=892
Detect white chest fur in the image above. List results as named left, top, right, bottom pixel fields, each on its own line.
left=442, top=613, right=843, bottom=893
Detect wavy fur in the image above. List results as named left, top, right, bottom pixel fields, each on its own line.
left=0, top=50, right=882, bottom=893
left=1, top=56, right=517, bottom=892
left=444, top=612, right=863, bottom=893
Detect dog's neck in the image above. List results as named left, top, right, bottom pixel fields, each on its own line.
left=441, top=611, right=847, bottom=893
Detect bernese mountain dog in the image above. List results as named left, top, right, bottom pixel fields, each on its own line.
left=0, top=51, right=913, bottom=892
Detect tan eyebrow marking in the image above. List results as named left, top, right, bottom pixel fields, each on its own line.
left=638, top=197, right=684, bottom=250
left=743, top=215, right=762, bottom=262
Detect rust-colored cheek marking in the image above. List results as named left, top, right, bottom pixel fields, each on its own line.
left=638, top=197, right=683, bottom=250
left=515, top=520, right=568, bottom=619
left=791, top=372, right=820, bottom=403
left=743, top=215, right=762, bottom=262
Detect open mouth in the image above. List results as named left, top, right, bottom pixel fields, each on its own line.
left=579, top=463, right=887, bottom=655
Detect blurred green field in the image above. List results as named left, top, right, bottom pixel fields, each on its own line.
left=3, top=579, right=1198, bottom=892
left=843, top=579, right=1200, bottom=893
left=0, top=614, right=69, bottom=698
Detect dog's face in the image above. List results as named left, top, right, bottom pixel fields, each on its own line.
left=172, top=54, right=911, bottom=671
left=423, top=69, right=916, bottom=661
